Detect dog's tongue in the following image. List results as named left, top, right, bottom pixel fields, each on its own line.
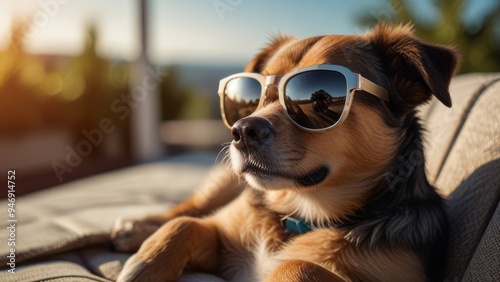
left=296, top=166, right=329, bottom=186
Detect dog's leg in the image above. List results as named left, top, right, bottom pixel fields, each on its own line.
left=164, top=165, right=242, bottom=218
left=111, top=165, right=241, bottom=252
left=265, top=260, right=344, bottom=282
left=117, top=216, right=220, bottom=282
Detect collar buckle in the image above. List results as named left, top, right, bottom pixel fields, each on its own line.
left=281, top=216, right=312, bottom=234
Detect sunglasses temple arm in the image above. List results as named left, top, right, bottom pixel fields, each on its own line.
left=358, top=76, right=389, bottom=101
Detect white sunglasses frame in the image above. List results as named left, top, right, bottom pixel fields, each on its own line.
left=218, top=64, right=389, bottom=132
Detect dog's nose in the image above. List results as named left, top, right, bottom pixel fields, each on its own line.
left=231, top=117, right=273, bottom=151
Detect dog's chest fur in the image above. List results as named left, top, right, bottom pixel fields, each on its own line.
left=212, top=190, right=343, bottom=282
left=219, top=235, right=286, bottom=282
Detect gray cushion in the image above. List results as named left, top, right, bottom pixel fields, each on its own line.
left=462, top=202, right=500, bottom=282
left=444, top=159, right=500, bottom=281
left=0, top=161, right=211, bottom=281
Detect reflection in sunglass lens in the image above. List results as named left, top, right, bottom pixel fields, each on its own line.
left=284, top=70, right=347, bottom=129
left=224, top=77, right=262, bottom=126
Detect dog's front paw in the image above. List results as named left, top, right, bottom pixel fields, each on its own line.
left=116, top=253, right=148, bottom=282
left=110, top=216, right=162, bottom=253
left=116, top=251, right=181, bottom=282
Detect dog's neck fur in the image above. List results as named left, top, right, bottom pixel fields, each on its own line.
left=256, top=112, right=446, bottom=249
left=338, top=112, right=448, bottom=279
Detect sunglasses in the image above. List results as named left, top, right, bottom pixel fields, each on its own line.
left=218, top=64, right=389, bottom=132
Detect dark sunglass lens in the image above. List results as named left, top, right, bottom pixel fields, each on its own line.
left=224, top=77, right=261, bottom=126
left=284, top=70, right=347, bottom=129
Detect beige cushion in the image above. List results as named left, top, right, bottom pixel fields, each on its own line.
left=427, top=76, right=500, bottom=281
left=435, top=79, right=500, bottom=195
left=421, top=73, right=500, bottom=189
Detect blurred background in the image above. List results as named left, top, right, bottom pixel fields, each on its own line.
left=1, top=0, right=499, bottom=197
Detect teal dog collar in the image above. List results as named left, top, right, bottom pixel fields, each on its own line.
left=281, top=216, right=312, bottom=234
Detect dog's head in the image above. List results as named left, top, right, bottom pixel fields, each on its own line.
left=223, top=23, right=458, bottom=221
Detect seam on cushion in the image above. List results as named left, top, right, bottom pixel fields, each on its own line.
left=12, top=234, right=109, bottom=266
left=422, top=74, right=486, bottom=122
left=41, top=275, right=112, bottom=282
left=435, top=77, right=500, bottom=181
left=75, top=248, right=107, bottom=279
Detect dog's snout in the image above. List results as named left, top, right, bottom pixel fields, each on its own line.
left=231, top=117, right=273, bottom=151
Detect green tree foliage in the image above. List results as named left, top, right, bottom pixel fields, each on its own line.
left=68, top=23, right=130, bottom=156
left=159, top=66, right=210, bottom=121
left=160, top=65, right=193, bottom=121
left=360, top=0, right=500, bottom=73
left=0, top=21, right=67, bottom=135
left=0, top=19, right=204, bottom=149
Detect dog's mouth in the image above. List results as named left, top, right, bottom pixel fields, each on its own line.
left=242, top=163, right=329, bottom=188
left=296, top=166, right=330, bottom=186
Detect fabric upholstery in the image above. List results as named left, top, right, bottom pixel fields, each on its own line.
left=1, top=260, right=110, bottom=282
left=427, top=76, right=500, bottom=281
left=435, top=77, right=500, bottom=281
left=462, top=202, right=500, bottom=282
left=0, top=162, right=210, bottom=281
left=434, top=79, right=500, bottom=195
left=443, top=159, right=500, bottom=281
left=421, top=73, right=500, bottom=187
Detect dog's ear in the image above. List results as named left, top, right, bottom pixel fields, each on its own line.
left=244, top=35, right=295, bottom=73
left=369, top=23, right=459, bottom=110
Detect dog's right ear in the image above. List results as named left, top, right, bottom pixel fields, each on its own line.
left=244, top=35, right=295, bottom=73
left=369, top=22, right=459, bottom=114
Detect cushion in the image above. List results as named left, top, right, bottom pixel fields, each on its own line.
left=0, top=159, right=212, bottom=281
left=462, top=202, right=500, bottom=281
left=439, top=78, right=500, bottom=281
left=424, top=75, right=500, bottom=281
left=421, top=73, right=500, bottom=189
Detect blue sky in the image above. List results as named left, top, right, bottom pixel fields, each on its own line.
left=0, top=0, right=497, bottom=65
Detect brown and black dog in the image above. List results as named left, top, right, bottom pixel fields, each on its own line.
left=112, top=23, right=458, bottom=281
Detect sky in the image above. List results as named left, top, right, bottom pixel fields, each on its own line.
left=0, top=0, right=497, bottom=65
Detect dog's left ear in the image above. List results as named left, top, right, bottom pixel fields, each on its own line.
left=369, top=23, right=459, bottom=110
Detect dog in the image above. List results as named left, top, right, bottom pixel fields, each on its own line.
left=112, top=23, right=458, bottom=281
